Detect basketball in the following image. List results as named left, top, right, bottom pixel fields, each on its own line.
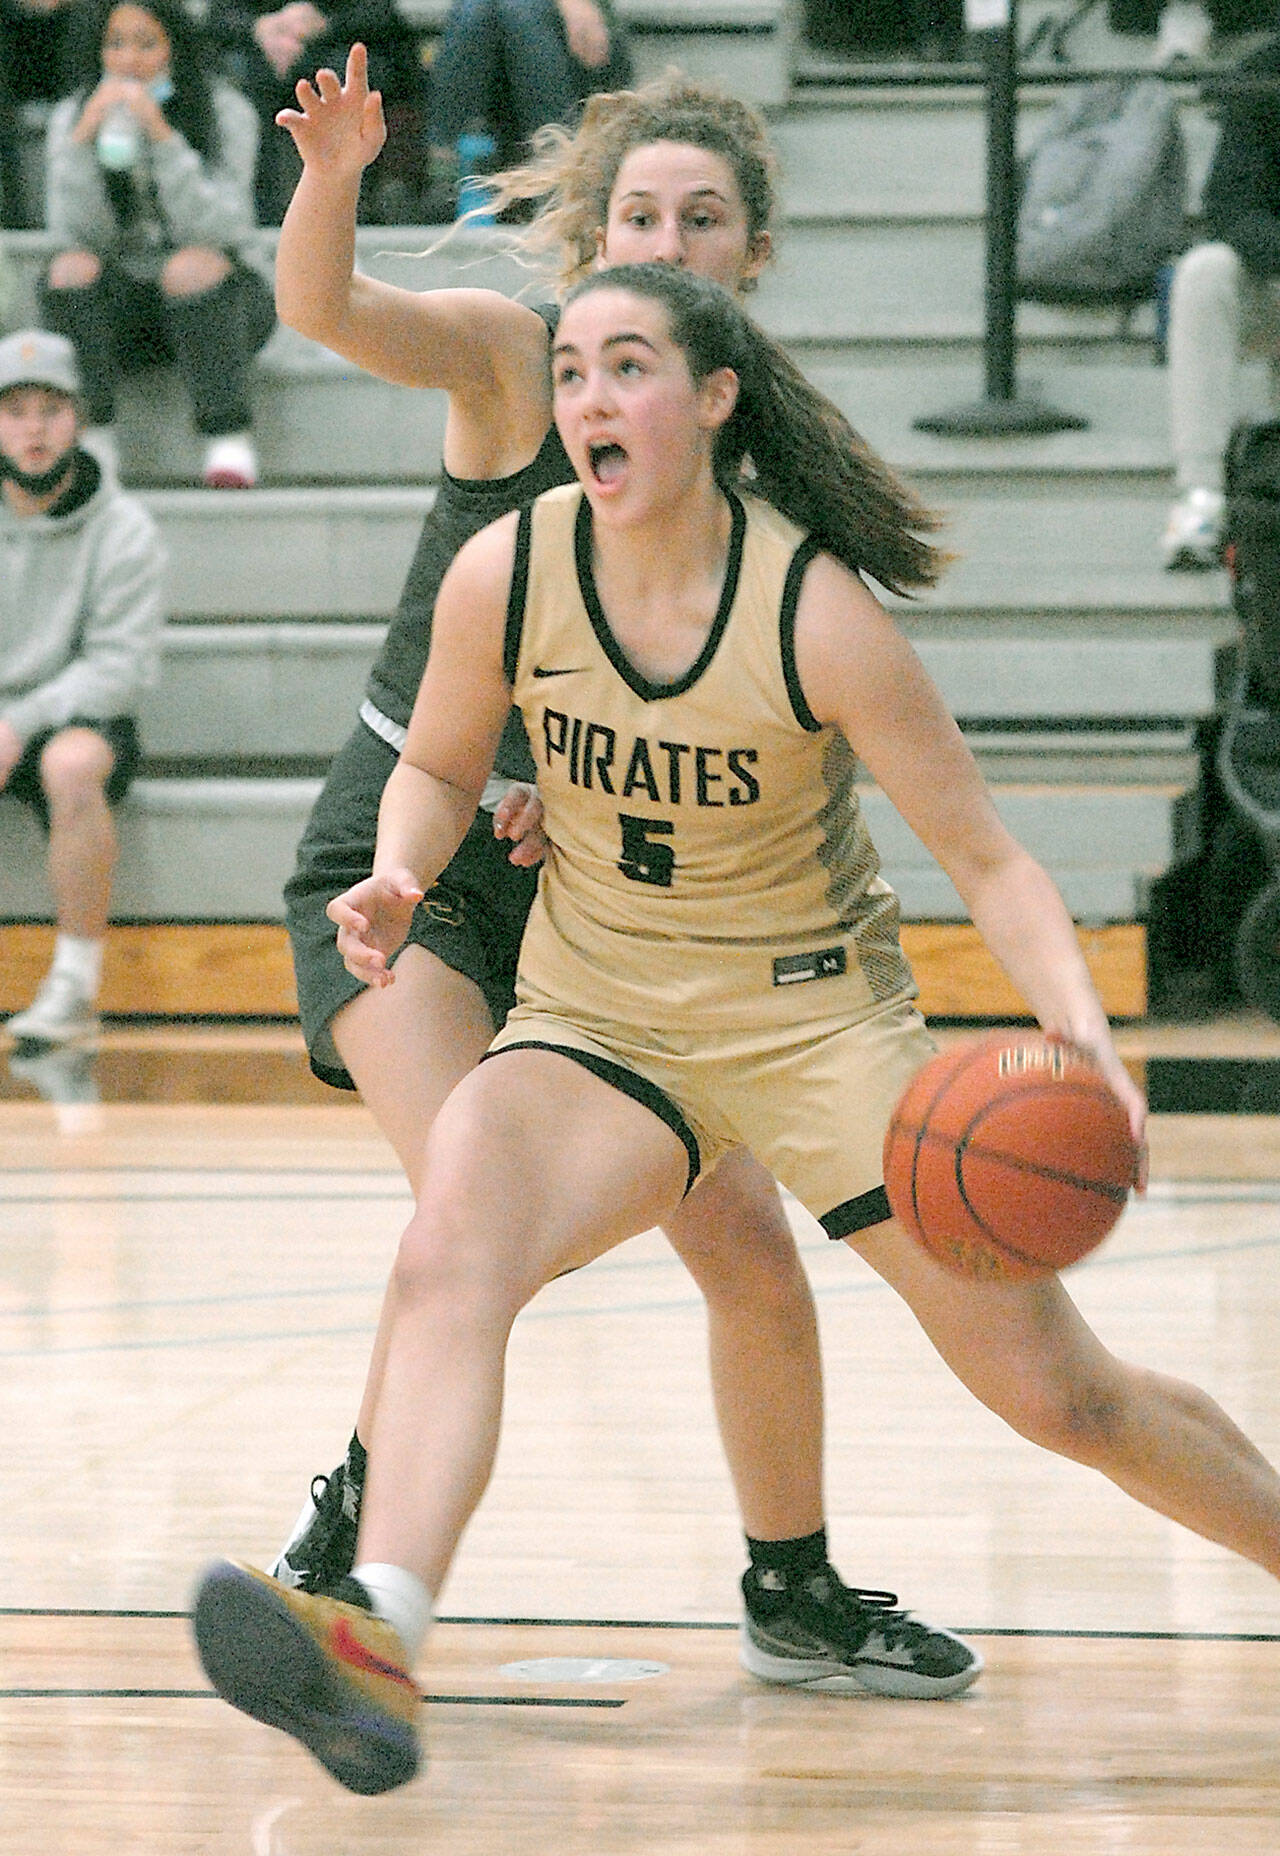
left=883, top=1031, right=1139, bottom=1281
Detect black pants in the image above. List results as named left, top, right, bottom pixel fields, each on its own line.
left=427, top=0, right=634, bottom=155
left=225, top=36, right=428, bottom=226
left=41, top=259, right=275, bottom=433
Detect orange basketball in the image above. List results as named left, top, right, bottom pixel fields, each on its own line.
left=883, top=1031, right=1139, bottom=1282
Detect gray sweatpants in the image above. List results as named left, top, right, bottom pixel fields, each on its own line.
left=1168, top=241, right=1280, bottom=493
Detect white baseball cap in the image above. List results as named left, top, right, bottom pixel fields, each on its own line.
left=0, top=329, right=81, bottom=399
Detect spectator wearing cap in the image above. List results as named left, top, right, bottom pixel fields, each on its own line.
left=0, top=327, right=165, bottom=1047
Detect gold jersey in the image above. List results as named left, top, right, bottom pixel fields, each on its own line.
left=505, top=483, right=916, bottom=1034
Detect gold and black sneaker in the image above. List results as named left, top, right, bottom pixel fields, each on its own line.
left=192, top=1559, right=421, bottom=1793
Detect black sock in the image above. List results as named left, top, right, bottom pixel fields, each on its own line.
left=744, top=1527, right=829, bottom=1608
left=345, top=1431, right=368, bottom=1494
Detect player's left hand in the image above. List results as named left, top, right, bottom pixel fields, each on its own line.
left=492, top=782, right=548, bottom=867
left=1061, top=1030, right=1147, bottom=1190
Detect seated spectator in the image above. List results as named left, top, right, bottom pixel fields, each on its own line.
left=40, top=0, right=276, bottom=488
left=1162, top=29, right=1280, bottom=568
left=0, top=328, right=165, bottom=1048
left=206, top=0, right=429, bottom=224
left=0, top=0, right=79, bottom=228
left=426, top=0, right=633, bottom=216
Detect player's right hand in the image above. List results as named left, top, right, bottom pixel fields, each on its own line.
left=327, top=868, right=423, bottom=986
left=276, top=42, right=386, bottom=172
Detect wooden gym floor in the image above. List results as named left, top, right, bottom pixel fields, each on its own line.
left=3, top=1012, right=1280, bottom=1853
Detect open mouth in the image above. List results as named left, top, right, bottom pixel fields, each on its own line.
left=588, top=441, right=628, bottom=485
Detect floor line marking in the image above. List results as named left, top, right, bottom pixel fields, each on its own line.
left=4, top=1608, right=1277, bottom=1643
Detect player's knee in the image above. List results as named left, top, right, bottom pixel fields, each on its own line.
left=390, top=1165, right=543, bottom=1324
left=1011, top=1373, right=1128, bottom=1465
left=389, top=1205, right=509, bottom=1321
left=666, top=1155, right=797, bottom=1277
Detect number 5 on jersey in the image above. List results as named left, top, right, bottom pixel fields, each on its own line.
left=618, top=813, right=675, bottom=887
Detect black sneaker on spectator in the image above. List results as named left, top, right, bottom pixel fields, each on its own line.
left=740, top=1564, right=981, bottom=1699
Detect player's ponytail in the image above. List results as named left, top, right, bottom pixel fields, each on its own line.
left=562, top=265, right=947, bottom=595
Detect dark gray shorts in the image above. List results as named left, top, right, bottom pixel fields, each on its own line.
left=284, top=720, right=539, bottom=1091
left=7, top=716, right=141, bottom=828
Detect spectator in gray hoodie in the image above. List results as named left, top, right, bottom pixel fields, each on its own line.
left=40, top=0, right=275, bottom=487
left=0, top=329, right=165, bottom=1047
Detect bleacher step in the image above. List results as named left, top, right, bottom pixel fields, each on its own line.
left=139, top=615, right=1228, bottom=760
left=73, top=349, right=1270, bottom=491
left=0, top=771, right=1199, bottom=925
left=142, top=484, right=1234, bottom=622
left=0, top=222, right=1193, bottom=359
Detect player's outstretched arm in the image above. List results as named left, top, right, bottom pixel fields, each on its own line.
left=794, top=554, right=1145, bottom=1143
left=274, top=44, right=549, bottom=401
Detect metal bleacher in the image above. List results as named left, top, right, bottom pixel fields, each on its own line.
left=0, top=0, right=1244, bottom=1018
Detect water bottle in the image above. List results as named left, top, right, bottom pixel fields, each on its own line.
left=454, top=131, right=497, bottom=225
left=96, top=103, right=141, bottom=172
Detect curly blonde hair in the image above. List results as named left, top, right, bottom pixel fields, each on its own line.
left=482, top=73, right=779, bottom=294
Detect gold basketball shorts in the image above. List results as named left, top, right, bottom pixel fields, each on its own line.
left=485, top=992, right=935, bottom=1238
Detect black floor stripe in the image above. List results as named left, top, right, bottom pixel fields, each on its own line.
left=4, top=1607, right=1278, bottom=1643
left=0, top=1688, right=625, bottom=1707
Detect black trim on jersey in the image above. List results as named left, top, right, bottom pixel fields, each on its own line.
left=505, top=505, right=535, bottom=685
left=820, top=1183, right=892, bottom=1240
left=481, top=1039, right=701, bottom=1195
left=573, top=489, right=747, bottom=702
left=779, top=535, right=825, bottom=733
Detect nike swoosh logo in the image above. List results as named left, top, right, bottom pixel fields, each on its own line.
left=330, top=1617, right=420, bottom=1694
left=531, top=666, right=585, bottom=679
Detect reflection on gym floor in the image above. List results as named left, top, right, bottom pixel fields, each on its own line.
left=6, top=1041, right=100, bottom=1106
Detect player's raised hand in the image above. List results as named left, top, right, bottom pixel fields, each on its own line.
left=276, top=42, right=386, bottom=174
left=326, top=869, right=423, bottom=986
left=492, top=783, right=549, bottom=868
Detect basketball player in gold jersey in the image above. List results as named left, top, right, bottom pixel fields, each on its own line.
left=193, top=266, right=1280, bottom=1795
left=268, top=46, right=980, bottom=1700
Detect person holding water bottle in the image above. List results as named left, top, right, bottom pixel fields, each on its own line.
left=40, top=0, right=275, bottom=486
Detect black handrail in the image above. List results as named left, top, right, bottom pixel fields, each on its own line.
left=916, top=0, right=1089, bottom=435
left=808, top=7, right=1274, bottom=440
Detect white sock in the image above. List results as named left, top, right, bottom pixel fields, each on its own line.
left=51, top=935, right=103, bottom=996
left=352, top=1561, right=434, bottom=1663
